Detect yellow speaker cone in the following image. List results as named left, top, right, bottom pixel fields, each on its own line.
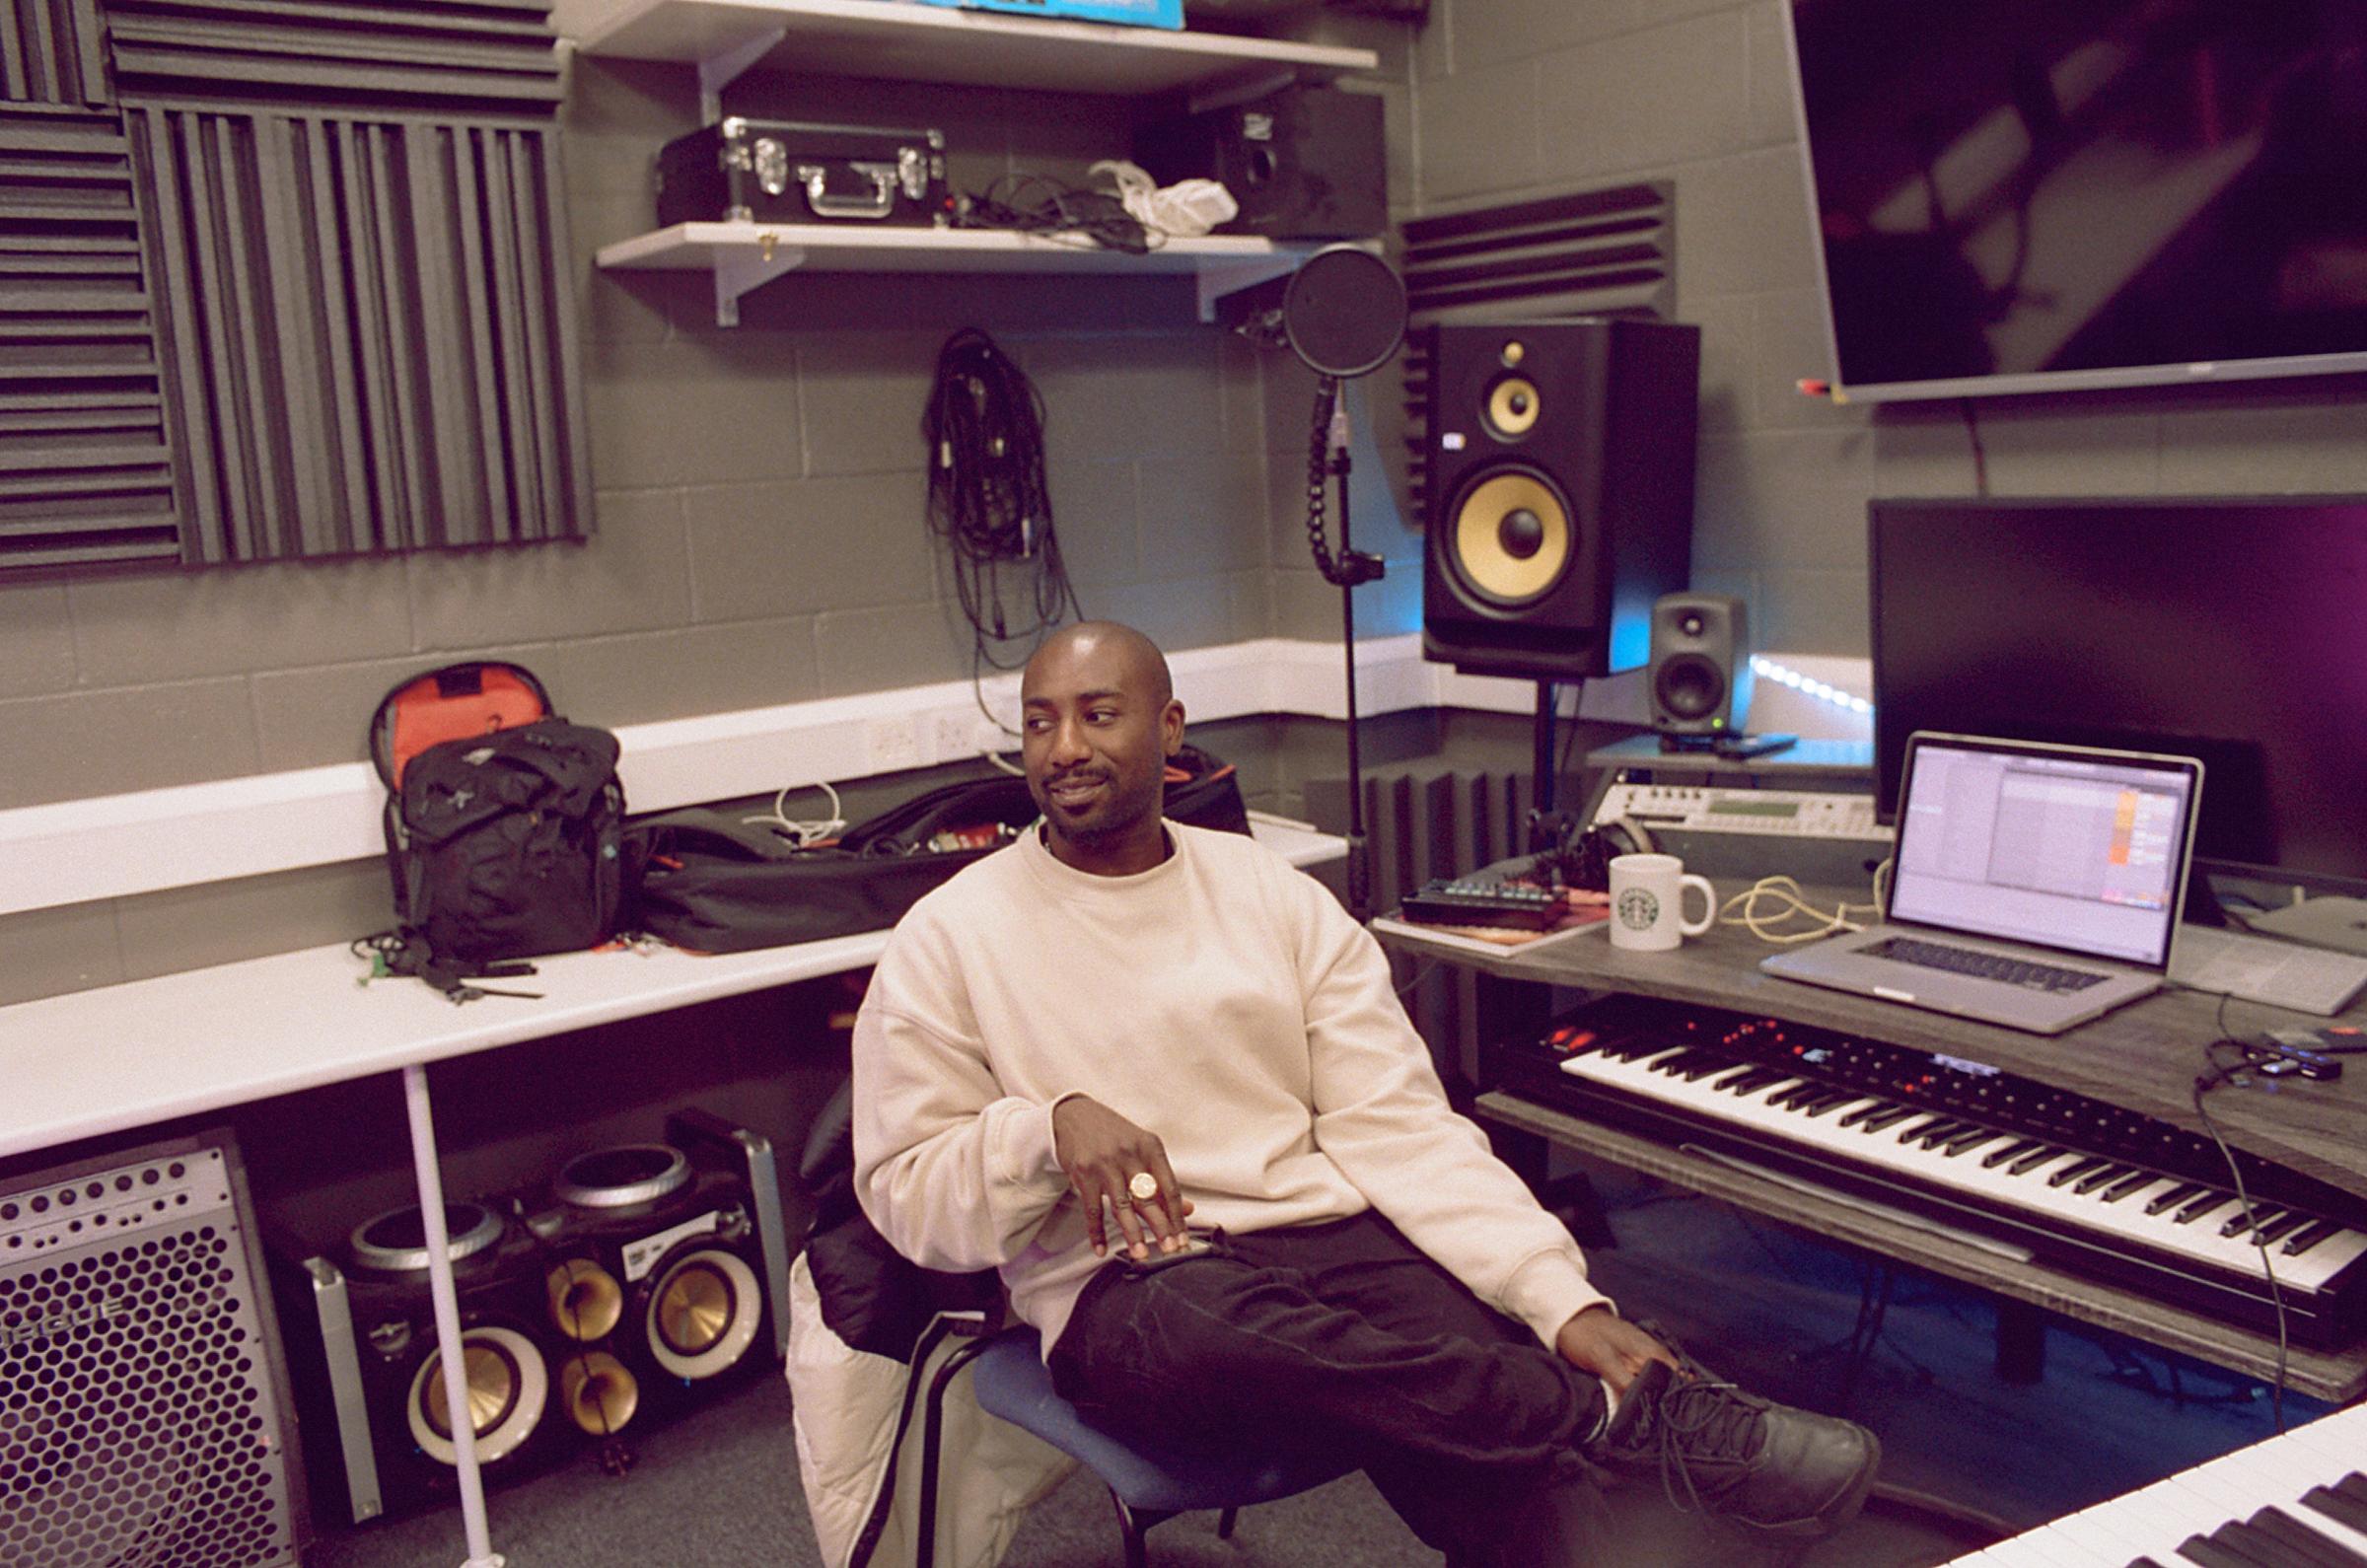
left=545, top=1256, right=623, bottom=1342
left=408, top=1325, right=548, bottom=1465
left=1485, top=376, right=1542, bottom=437
left=1452, top=471, right=1570, bottom=603
left=645, top=1247, right=763, bottom=1380
left=560, top=1350, right=639, bottom=1435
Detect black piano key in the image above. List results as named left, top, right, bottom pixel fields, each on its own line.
left=1891, top=1114, right=1950, bottom=1144
left=1905, top=1118, right=1964, bottom=1148
left=1858, top=1105, right=1919, bottom=1133
left=1981, top=1138, right=2039, bottom=1169
left=2302, top=1482, right=2367, bottom=1538
left=2221, top=1205, right=2282, bottom=1240
left=2286, top=1220, right=2343, bottom=1257
left=2177, top=1191, right=2234, bottom=1225
left=2132, top=1559, right=2173, bottom=1568
left=2334, top=1474, right=2367, bottom=1506
left=1836, top=1101, right=1896, bottom=1128
left=2148, top=1181, right=2205, bottom=1215
left=1762, top=1081, right=1817, bottom=1109
left=2074, top=1163, right=2133, bottom=1195
left=2248, top=1506, right=2367, bottom=1568
left=1800, top=1092, right=1859, bottom=1118
left=1705, top=1065, right=1762, bottom=1092
left=1940, top=1129, right=2000, bottom=1157
left=2255, top=1211, right=2312, bottom=1247
left=1723, top=1067, right=1787, bottom=1095
left=2205, top=1525, right=2320, bottom=1568
left=2009, top=1144, right=2067, bottom=1176
left=2175, top=1530, right=2273, bottom=1568
left=2211, top=1518, right=2319, bottom=1568
left=2049, top=1157, right=2109, bottom=1188
left=2102, top=1171, right=2156, bottom=1202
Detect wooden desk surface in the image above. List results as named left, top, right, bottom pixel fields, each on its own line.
left=1378, top=890, right=2367, bottom=1212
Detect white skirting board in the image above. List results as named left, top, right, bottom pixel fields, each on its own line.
left=0, top=637, right=1868, bottom=918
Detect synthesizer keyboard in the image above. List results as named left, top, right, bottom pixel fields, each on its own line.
left=1943, top=1400, right=2367, bottom=1565
left=1494, top=995, right=2367, bottom=1348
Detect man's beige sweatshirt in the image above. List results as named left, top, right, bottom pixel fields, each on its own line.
left=851, top=820, right=1609, bottom=1354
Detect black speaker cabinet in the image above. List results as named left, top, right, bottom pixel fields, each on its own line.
left=1649, top=592, right=1754, bottom=738
left=1, top=1131, right=308, bottom=1567
left=528, top=1110, right=789, bottom=1426
left=277, top=1198, right=565, bottom=1528
left=1421, top=320, right=1700, bottom=682
left=1133, top=85, right=1387, bottom=240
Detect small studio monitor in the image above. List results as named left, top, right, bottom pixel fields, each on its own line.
left=1649, top=592, right=1754, bottom=740
left=1421, top=320, right=1700, bottom=682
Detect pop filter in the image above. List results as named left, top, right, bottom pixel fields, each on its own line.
left=1281, top=244, right=1406, bottom=380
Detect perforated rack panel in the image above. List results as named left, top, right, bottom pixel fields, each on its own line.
left=1, top=1132, right=303, bottom=1567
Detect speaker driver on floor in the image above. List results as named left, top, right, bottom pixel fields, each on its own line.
left=1448, top=467, right=1571, bottom=604
left=406, top=1325, right=549, bottom=1466
left=350, top=1200, right=503, bottom=1271
left=546, top=1254, right=624, bottom=1342
left=554, top=1144, right=689, bottom=1209
left=558, top=1349, right=640, bottom=1436
left=645, top=1245, right=763, bottom=1381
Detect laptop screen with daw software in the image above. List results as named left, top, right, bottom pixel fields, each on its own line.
left=1888, top=736, right=2202, bottom=969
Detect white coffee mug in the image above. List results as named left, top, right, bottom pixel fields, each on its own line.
left=1607, top=853, right=1715, bottom=951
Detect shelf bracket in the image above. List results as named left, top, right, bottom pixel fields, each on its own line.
left=1194, top=253, right=1302, bottom=323
left=712, top=232, right=807, bottom=326
left=698, top=27, right=787, bottom=122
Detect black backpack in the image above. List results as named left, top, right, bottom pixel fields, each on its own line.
left=368, top=662, right=628, bottom=973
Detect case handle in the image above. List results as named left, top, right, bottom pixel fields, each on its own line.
left=797, top=161, right=897, bottom=220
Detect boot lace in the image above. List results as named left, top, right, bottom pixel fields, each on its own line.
left=1635, top=1379, right=1765, bottom=1515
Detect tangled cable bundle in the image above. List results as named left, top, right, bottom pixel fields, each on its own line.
left=922, top=326, right=1080, bottom=671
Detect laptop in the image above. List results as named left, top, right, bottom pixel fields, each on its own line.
left=1761, top=733, right=2204, bottom=1034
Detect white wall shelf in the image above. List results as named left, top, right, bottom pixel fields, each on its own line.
left=554, top=0, right=1378, bottom=101
left=596, top=218, right=1314, bottom=322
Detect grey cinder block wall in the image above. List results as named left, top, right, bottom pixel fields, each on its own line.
left=5, top=0, right=2366, bottom=1003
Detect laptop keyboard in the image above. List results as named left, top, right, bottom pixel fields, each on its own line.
left=1862, top=936, right=2112, bottom=993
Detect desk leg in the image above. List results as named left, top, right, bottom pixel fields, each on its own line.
left=402, top=1063, right=506, bottom=1568
left=1995, top=1299, right=2045, bottom=1386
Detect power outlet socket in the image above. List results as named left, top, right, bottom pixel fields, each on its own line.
left=864, top=715, right=922, bottom=774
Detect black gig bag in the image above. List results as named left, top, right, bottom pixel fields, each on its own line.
left=625, top=745, right=1251, bottom=954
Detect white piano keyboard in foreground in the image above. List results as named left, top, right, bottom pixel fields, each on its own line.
left=1942, top=1400, right=2367, bottom=1566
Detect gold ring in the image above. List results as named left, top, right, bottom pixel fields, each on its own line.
left=1127, top=1171, right=1160, bottom=1203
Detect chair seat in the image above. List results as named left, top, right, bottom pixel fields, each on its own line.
left=967, top=1328, right=1351, bottom=1518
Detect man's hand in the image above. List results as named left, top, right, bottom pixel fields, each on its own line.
left=1554, top=1305, right=1680, bottom=1403
left=1050, top=1096, right=1193, bottom=1260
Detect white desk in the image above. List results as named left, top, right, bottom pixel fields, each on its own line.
left=0, top=815, right=1341, bottom=1566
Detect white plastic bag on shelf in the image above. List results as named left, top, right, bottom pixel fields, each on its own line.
left=1088, top=159, right=1239, bottom=239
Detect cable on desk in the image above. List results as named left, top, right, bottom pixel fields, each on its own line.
left=1714, top=876, right=1879, bottom=944
left=2191, top=988, right=2292, bottom=1432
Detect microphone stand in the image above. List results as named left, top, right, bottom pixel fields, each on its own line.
left=1316, top=380, right=1386, bottom=921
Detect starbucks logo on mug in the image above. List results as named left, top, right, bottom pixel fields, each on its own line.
left=1616, top=889, right=1661, bottom=931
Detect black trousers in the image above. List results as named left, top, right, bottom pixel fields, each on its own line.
left=1046, top=1211, right=1777, bottom=1567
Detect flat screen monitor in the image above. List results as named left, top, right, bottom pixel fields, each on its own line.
left=1783, top=0, right=2367, bottom=403
left=1868, top=495, right=2367, bottom=896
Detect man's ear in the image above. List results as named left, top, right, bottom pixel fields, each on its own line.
left=1162, top=699, right=1186, bottom=757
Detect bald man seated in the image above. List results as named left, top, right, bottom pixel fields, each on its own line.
left=851, top=620, right=1879, bottom=1566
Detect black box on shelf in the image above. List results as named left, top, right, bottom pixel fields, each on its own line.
left=654, top=116, right=953, bottom=228
left=1133, top=85, right=1386, bottom=240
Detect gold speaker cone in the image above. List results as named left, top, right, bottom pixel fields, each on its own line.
left=1451, top=471, right=1570, bottom=604
left=559, top=1350, right=639, bottom=1435
left=546, top=1256, right=623, bottom=1342
left=1485, top=376, right=1542, bottom=437
left=407, top=1325, right=549, bottom=1465
left=645, top=1247, right=764, bottom=1381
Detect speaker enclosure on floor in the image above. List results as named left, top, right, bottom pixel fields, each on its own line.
left=1, top=1130, right=308, bottom=1567
left=276, top=1197, right=563, bottom=1528
left=1648, top=592, right=1754, bottom=739
left=1421, top=319, right=1701, bottom=682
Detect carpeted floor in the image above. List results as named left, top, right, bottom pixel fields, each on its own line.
left=306, top=1163, right=2324, bottom=1567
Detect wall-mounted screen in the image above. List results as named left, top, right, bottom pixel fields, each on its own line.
left=1784, top=0, right=2367, bottom=403
left=1868, top=495, right=2367, bottom=896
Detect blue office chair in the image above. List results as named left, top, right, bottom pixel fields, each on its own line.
left=916, top=1323, right=1353, bottom=1568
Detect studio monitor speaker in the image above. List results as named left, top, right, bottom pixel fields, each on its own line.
left=2, top=1131, right=307, bottom=1567
left=1134, top=85, right=1387, bottom=241
left=1421, top=320, right=1701, bottom=682
left=1649, top=593, right=1754, bottom=738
